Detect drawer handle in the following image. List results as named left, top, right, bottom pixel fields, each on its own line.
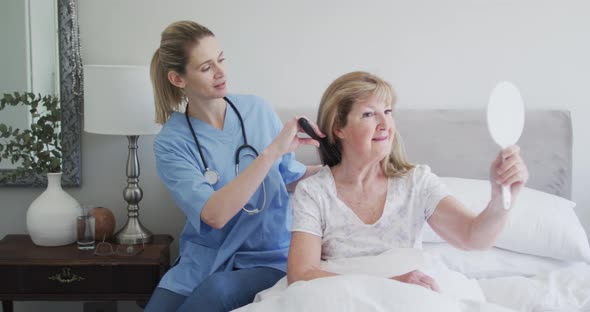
left=48, top=268, right=85, bottom=284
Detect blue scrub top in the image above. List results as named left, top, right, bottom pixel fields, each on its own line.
left=154, top=94, right=306, bottom=296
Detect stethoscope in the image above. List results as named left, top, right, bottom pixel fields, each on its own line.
left=185, top=96, right=266, bottom=215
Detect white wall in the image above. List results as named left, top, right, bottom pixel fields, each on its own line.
left=2, top=0, right=589, bottom=311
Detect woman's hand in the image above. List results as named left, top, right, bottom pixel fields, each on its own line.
left=389, top=270, right=440, bottom=292
left=268, top=117, right=324, bottom=157
left=490, top=145, right=529, bottom=198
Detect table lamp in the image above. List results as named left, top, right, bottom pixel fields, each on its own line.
left=84, top=65, right=161, bottom=244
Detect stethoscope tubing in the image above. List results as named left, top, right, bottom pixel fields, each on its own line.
left=185, top=97, right=266, bottom=214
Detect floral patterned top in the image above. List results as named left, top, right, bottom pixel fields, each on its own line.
left=291, top=165, right=448, bottom=260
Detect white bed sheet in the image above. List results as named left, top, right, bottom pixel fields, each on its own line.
left=478, top=262, right=590, bottom=312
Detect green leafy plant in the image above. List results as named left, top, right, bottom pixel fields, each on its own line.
left=0, top=92, right=62, bottom=182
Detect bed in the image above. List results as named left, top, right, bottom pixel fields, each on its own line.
left=234, top=109, right=590, bottom=312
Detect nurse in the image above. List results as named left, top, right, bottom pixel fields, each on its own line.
left=144, top=21, right=322, bottom=311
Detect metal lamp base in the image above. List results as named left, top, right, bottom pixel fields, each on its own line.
left=115, top=135, right=153, bottom=245
left=115, top=217, right=152, bottom=245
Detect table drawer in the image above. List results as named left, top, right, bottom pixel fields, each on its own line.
left=112, top=265, right=161, bottom=293
left=0, top=264, right=161, bottom=295
left=22, top=265, right=114, bottom=294
left=0, top=267, right=18, bottom=293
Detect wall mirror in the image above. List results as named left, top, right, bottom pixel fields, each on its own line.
left=0, top=0, right=82, bottom=187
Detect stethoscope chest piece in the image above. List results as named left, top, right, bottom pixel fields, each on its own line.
left=204, top=169, right=219, bottom=185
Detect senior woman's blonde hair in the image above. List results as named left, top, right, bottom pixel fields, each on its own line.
left=151, top=21, right=215, bottom=124
left=316, top=71, right=414, bottom=177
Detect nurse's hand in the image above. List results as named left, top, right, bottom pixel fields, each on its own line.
left=268, top=117, right=324, bottom=157
left=390, top=270, right=440, bottom=293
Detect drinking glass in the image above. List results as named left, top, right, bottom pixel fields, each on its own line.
left=76, top=215, right=95, bottom=250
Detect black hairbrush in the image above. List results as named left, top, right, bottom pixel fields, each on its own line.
left=298, top=118, right=324, bottom=141
left=298, top=118, right=341, bottom=165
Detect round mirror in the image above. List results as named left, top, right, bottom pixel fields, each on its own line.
left=487, top=81, right=525, bottom=148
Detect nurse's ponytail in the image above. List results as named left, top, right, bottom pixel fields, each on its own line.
left=150, top=21, right=215, bottom=124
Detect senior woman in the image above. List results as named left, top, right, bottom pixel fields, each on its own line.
left=287, top=71, right=529, bottom=292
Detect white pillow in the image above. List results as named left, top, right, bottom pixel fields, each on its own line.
left=422, top=243, right=573, bottom=279
left=422, top=177, right=590, bottom=262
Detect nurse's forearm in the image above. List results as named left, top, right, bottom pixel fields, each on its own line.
left=200, top=147, right=282, bottom=229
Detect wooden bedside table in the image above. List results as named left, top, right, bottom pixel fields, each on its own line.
left=0, top=234, right=173, bottom=312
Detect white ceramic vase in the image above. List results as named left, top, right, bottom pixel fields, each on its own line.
left=26, top=172, right=81, bottom=246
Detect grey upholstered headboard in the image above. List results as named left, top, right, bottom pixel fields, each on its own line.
left=396, top=110, right=572, bottom=199
left=277, top=109, right=573, bottom=199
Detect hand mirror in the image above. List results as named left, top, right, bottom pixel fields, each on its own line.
left=487, top=81, right=525, bottom=210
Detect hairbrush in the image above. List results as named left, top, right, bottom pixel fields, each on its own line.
left=298, top=118, right=341, bottom=164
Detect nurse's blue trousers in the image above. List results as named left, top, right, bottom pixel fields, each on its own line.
left=144, top=266, right=285, bottom=312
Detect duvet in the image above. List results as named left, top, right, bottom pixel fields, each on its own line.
left=233, top=248, right=515, bottom=312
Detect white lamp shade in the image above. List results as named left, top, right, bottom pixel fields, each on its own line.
left=84, top=65, right=161, bottom=135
